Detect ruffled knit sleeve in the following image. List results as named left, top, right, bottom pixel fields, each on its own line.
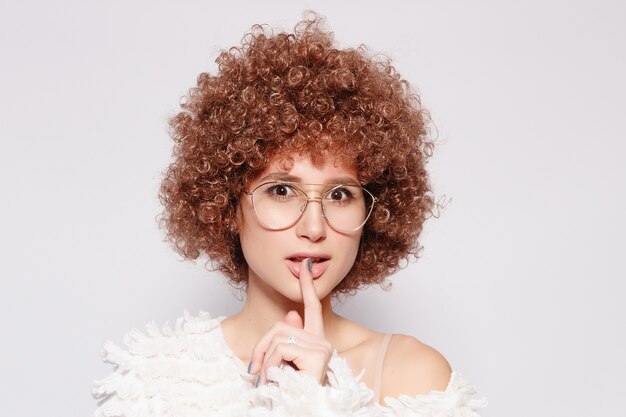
left=91, top=311, right=253, bottom=417
left=371, top=371, right=488, bottom=417
left=247, top=352, right=487, bottom=417
left=247, top=352, right=373, bottom=417
left=92, top=311, right=487, bottom=417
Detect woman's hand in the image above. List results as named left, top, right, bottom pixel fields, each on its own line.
left=248, top=258, right=334, bottom=386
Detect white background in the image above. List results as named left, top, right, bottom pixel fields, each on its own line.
left=1, top=1, right=624, bottom=416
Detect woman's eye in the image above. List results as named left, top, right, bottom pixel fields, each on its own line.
left=267, top=183, right=295, bottom=197
left=328, top=187, right=354, bottom=201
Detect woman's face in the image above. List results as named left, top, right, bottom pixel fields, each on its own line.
left=238, top=153, right=363, bottom=303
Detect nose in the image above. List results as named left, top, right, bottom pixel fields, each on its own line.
left=295, top=197, right=327, bottom=242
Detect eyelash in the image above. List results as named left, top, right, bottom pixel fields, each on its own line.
left=265, top=183, right=355, bottom=201
left=266, top=184, right=295, bottom=200
left=327, top=188, right=354, bottom=201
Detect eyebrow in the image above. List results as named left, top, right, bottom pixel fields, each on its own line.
left=257, top=172, right=361, bottom=187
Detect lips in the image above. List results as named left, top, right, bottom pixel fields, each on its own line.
left=287, top=256, right=329, bottom=263
left=285, top=254, right=331, bottom=279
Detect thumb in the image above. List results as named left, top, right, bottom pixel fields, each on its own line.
left=284, top=310, right=304, bottom=329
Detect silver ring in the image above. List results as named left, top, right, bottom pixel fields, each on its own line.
left=287, top=336, right=298, bottom=345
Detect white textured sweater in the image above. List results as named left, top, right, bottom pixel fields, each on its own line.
left=92, top=310, right=488, bottom=417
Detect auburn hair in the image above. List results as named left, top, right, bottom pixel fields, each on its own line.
left=158, top=12, right=438, bottom=296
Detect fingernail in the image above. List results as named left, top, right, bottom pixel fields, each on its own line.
left=247, top=361, right=253, bottom=374
left=255, top=376, right=259, bottom=387
left=306, top=257, right=312, bottom=273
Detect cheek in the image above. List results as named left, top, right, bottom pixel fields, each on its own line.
left=238, top=203, right=283, bottom=274
left=336, top=233, right=362, bottom=274
left=239, top=209, right=260, bottom=257
left=237, top=198, right=260, bottom=241
left=237, top=203, right=257, bottom=263
left=239, top=228, right=267, bottom=279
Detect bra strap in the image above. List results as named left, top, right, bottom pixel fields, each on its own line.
left=373, top=333, right=393, bottom=404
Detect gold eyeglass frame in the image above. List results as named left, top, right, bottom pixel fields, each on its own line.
left=245, top=181, right=377, bottom=233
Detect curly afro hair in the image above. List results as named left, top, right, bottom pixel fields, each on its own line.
left=158, top=12, right=438, bottom=297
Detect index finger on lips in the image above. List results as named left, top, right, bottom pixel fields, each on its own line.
left=300, top=258, right=325, bottom=337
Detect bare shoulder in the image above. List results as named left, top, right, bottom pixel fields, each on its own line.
left=380, top=334, right=452, bottom=399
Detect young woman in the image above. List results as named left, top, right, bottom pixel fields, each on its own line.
left=92, top=12, right=487, bottom=417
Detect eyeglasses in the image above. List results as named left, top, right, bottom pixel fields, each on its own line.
left=245, top=181, right=377, bottom=233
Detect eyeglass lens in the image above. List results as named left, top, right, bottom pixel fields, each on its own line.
left=251, top=182, right=374, bottom=232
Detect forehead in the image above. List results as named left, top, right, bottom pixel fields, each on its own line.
left=252, top=152, right=359, bottom=185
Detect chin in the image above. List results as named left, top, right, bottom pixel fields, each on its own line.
left=282, top=278, right=328, bottom=303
